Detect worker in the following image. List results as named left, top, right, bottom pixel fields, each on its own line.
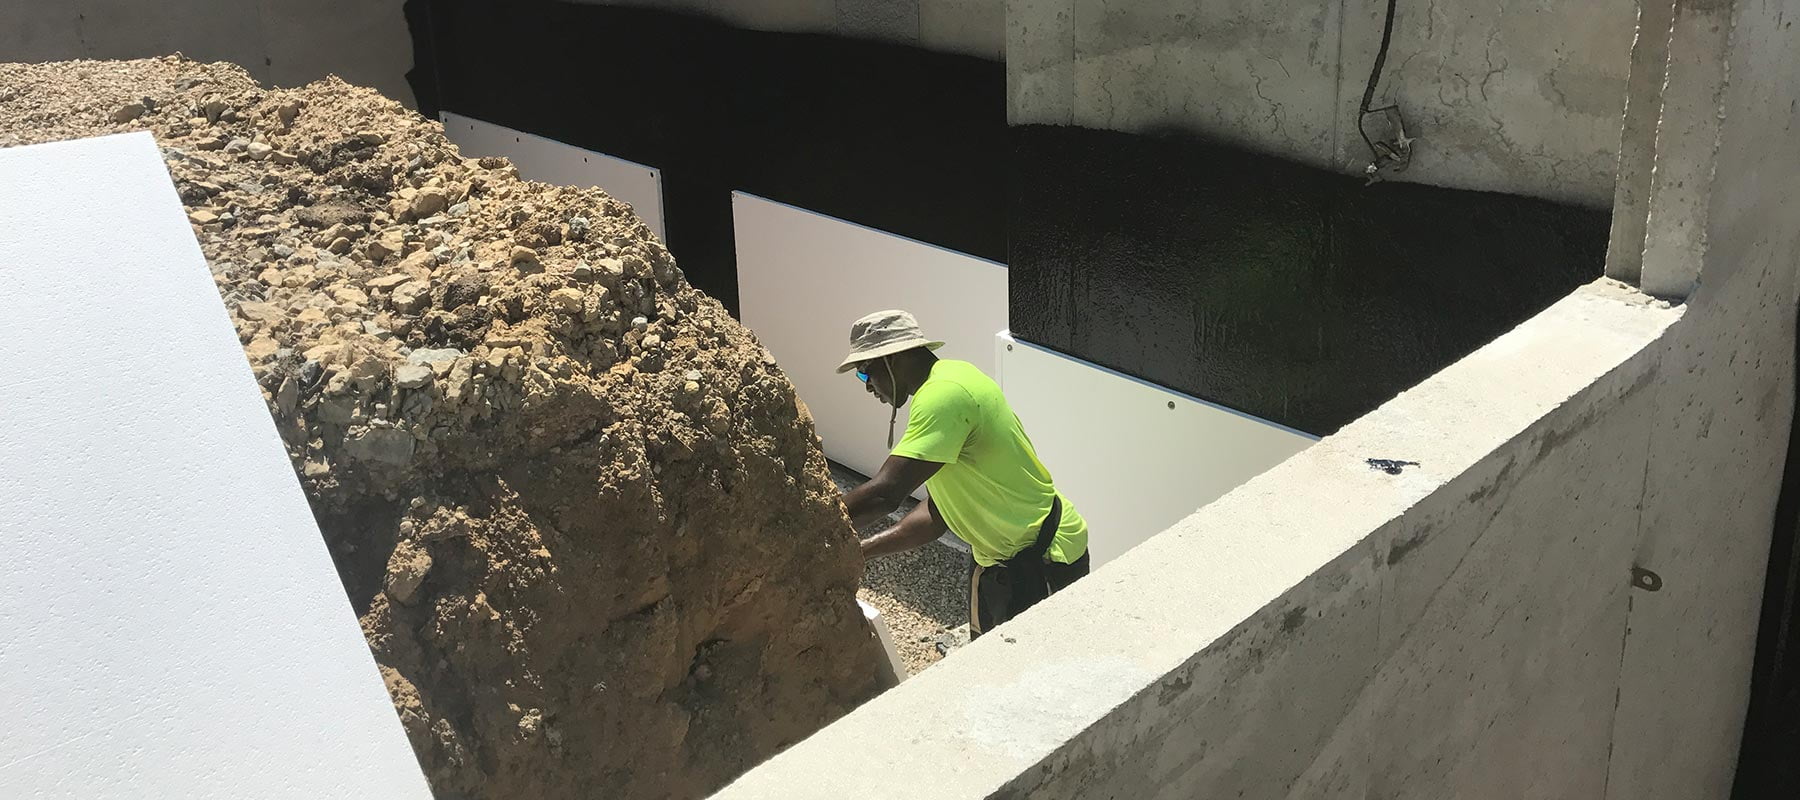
left=838, top=309, right=1090, bottom=639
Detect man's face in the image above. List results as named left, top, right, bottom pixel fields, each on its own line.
left=858, top=358, right=897, bottom=406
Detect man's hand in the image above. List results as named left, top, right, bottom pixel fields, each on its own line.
left=843, top=455, right=941, bottom=529
left=862, top=499, right=949, bottom=559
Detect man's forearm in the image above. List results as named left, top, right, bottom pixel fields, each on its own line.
left=861, top=507, right=942, bottom=558
left=843, top=481, right=901, bottom=528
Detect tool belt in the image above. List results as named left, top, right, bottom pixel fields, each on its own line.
left=996, top=495, right=1063, bottom=606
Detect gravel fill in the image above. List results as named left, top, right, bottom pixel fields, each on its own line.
left=830, top=463, right=971, bottom=674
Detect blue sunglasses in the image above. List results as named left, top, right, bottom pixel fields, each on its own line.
left=855, top=368, right=869, bottom=382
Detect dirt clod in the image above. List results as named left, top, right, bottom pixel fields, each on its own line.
left=1, top=56, right=887, bottom=800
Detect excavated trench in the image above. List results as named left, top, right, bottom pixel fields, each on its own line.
left=0, top=56, right=887, bottom=800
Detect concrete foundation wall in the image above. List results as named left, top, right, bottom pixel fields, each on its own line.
left=1009, top=0, right=1637, bottom=206
left=713, top=0, right=1800, bottom=795
left=573, top=0, right=1006, bottom=59
left=1604, top=0, right=1800, bottom=794
left=1, top=0, right=415, bottom=106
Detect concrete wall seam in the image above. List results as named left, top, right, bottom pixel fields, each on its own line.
left=1604, top=0, right=1679, bottom=286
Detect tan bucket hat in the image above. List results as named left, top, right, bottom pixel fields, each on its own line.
left=835, top=310, right=945, bottom=373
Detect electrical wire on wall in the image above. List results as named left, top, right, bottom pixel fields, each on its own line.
left=1358, top=0, right=1413, bottom=182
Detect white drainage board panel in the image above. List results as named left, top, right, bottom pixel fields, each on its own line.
left=441, top=111, right=667, bottom=241
left=733, top=191, right=1008, bottom=487
left=858, top=600, right=908, bottom=686
left=0, top=132, right=430, bottom=798
left=997, top=333, right=1319, bottom=567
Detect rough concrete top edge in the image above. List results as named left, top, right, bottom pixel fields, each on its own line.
left=708, top=279, right=1684, bottom=800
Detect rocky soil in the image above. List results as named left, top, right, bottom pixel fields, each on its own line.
left=0, top=56, right=887, bottom=800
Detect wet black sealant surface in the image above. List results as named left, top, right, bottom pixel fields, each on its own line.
left=405, top=0, right=1007, bottom=314
left=1010, top=124, right=1611, bottom=435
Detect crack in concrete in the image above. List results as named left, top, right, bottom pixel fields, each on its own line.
left=1151, top=40, right=1168, bottom=126
left=1100, top=57, right=1120, bottom=129
left=1478, top=28, right=1506, bottom=105
left=1206, top=59, right=1230, bottom=129
left=1249, top=57, right=1289, bottom=139
left=1477, top=26, right=1577, bottom=192
left=1545, top=60, right=1573, bottom=110
left=1397, top=47, right=1428, bottom=85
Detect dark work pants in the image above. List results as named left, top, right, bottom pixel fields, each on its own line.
left=968, top=551, right=1090, bottom=639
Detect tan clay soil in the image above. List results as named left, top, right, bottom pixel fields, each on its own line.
left=0, top=56, right=886, bottom=800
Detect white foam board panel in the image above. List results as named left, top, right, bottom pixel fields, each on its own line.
left=858, top=600, right=907, bottom=686
left=733, top=192, right=1009, bottom=487
left=0, top=132, right=430, bottom=798
left=997, top=333, right=1318, bottom=567
left=441, top=111, right=666, bottom=241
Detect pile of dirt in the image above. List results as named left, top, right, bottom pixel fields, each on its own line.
left=0, top=56, right=886, bottom=799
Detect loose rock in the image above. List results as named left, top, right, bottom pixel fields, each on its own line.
left=394, top=363, right=434, bottom=389
left=343, top=426, right=415, bottom=465
left=384, top=540, right=432, bottom=605
left=548, top=287, right=584, bottom=313
left=368, top=272, right=412, bottom=290
left=410, top=188, right=448, bottom=219
left=390, top=280, right=430, bottom=313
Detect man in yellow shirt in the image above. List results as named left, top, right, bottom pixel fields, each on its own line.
left=839, top=310, right=1090, bottom=638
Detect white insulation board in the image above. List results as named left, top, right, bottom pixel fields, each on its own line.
left=733, top=191, right=1008, bottom=483
left=998, top=333, right=1318, bottom=566
left=0, top=133, right=430, bottom=798
left=858, top=600, right=908, bottom=686
left=441, top=111, right=666, bottom=241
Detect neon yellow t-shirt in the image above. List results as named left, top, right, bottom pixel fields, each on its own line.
left=890, top=359, right=1088, bottom=567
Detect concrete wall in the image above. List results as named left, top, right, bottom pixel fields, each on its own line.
left=574, top=0, right=1006, bottom=59
left=1009, top=0, right=1637, bottom=206
left=2, top=0, right=416, bottom=106
left=1603, top=0, right=1800, bottom=793
left=711, top=0, right=1800, bottom=795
